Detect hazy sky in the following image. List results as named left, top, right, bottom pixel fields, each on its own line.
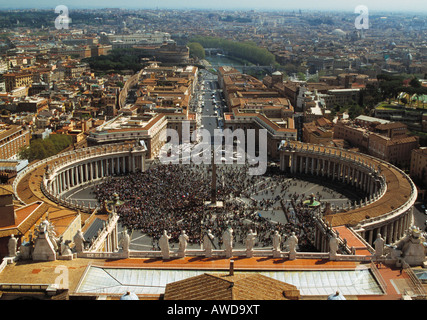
left=2, top=0, right=427, bottom=13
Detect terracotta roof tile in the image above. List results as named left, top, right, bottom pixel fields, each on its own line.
left=164, top=272, right=299, bottom=300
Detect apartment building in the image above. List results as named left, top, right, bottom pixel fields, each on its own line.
left=410, top=147, right=427, bottom=189
left=63, top=63, right=90, bottom=79
left=3, top=72, right=33, bottom=92
left=223, top=109, right=297, bottom=159
left=0, top=125, right=31, bottom=160
left=219, top=67, right=297, bottom=159
left=334, top=118, right=419, bottom=167
left=303, top=117, right=334, bottom=145
left=87, top=113, right=196, bottom=159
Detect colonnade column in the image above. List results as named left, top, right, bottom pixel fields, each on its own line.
left=381, top=225, right=388, bottom=243
left=393, top=220, right=400, bottom=243
left=290, top=154, right=296, bottom=174
left=322, top=159, right=326, bottom=177
left=368, top=229, right=373, bottom=245
left=305, top=157, right=309, bottom=174
left=311, top=157, right=315, bottom=175
left=388, top=223, right=394, bottom=243
left=299, top=155, right=304, bottom=173
left=85, top=163, right=89, bottom=183
left=398, top=216, right=405, bottom=241
left=65, top=170, right=70, bottom=190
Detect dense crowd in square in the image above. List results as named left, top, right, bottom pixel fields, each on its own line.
left=93, top=162, right=337, bottom=251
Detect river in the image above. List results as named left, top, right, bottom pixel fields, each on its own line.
left=203, top=54, right=247, bottom=73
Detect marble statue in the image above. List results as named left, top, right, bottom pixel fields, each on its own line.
left=38, top=219, right=49, bottom=234
left=287, top=232, right=298, bottom=253
left=373, top=233, right=385, bottom=258
left=42, top=219, right=61, bottom=254
left=273, top=231, right=282, bottom=251
left=245, top=229, right=257, bottom=257
left=73, top=229, right=85, bottom=253
left=273, top=231, right=282, bottom=257
left=400, top=226, right=426, bottom=266
left=60, top=240, right=73, bottom=256
left=178, top=230, right=189, bottom=257
left=329, top=233, right=339, bottom=259
left=8, top=234, right=17, bottom=257
left=286, top=232, right=298, bottom=260
left=223, top=227, right=233, bottom=258
left=386, top=226, right=427, bottom=267
left=203, top=229, right=215, bottom=257
left=122, top=229, right=130, bottom=257
left=159, top=230, right=171, bottom=259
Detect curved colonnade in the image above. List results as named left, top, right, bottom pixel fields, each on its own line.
left=279, top=141, right=417, bottom=248
left=13, top=142, right=146, bottom=213
left=43, top=143, right=147, bottom=213
left=12, top=142, right=146, bottom=254
left=12, top=139, right=417, bottom=256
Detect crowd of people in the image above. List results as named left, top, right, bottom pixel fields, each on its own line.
left=92, top=161, right=341, bottom=252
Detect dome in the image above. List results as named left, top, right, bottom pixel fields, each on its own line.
left=120, top=291, right=139, bottom=300
left=327, top=291, right=346, bottom=300
left=332, top=29, right=346, bottom=37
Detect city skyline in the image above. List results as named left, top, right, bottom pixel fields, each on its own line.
left=1, top=0, right=427, bottom=13
left=0, top=0, right=425, bottom=303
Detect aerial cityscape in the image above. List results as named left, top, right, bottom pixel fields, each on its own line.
left=0, top=0, right=426, bottom=307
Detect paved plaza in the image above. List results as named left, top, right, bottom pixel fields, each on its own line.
left=62, top=161, right=364, bottom=252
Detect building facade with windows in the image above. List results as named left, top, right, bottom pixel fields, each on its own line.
left=0, top=125, right=31, bottom=160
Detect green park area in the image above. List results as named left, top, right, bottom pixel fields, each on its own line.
left=188, top=36, right=277, bottom=67
left=19, top=134, right=73, bottom=163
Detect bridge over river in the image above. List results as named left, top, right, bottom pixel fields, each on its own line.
left=203, top=48, right=276, bottom=74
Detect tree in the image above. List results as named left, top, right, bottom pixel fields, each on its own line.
left=19, top=134, right=72, bottom=162
left=283, top=63, right=298, bottom=75
left=377, top=74, right=405, bottom=102
left=82, top=48, right=144, bottom=73
left=409, top=77, right=421, bottom=88
left=187, top=42, right=205, bottom=60
left=189, top=36, right=276, bottom=66
left=297, top=72, right=306, bottom=81
left=348, top=104, right=363, bottom=119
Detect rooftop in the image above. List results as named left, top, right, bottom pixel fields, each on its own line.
left=0, top=256, right=415, bottom=300
left=164, top=272, right=300, bottom=300
left=356, top=115, right=391, bottom=125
